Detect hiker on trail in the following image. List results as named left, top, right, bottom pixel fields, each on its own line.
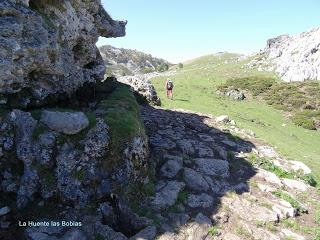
left=165, top=78, right=174, bottom=99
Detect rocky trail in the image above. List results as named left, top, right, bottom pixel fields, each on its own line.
left=139, top=106, right=320, bottom=240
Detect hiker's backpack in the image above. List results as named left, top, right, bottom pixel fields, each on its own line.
left=167, top=80, right=173, bottom=89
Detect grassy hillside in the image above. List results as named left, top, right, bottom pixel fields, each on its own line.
left=152, top=53, right=320, bottom=181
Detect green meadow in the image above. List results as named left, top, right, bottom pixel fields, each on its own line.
left=152, top=54, right=320, bottom=180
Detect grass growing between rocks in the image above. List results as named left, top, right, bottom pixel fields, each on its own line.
left=99, top=83, right=146, bottom=170
left=247, top=152, right=318, bottom=187
left=152, top=53, right=320, bottom=181
left=272, top=190, right=303, bottom=211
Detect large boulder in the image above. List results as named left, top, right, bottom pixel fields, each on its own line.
left=0, top=0, right=126, bottom=108
left=40, top=110, right=89, bottom=135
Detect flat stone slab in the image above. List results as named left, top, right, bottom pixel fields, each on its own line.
left=183, top=168, right=209, bottom=192
left=41, top=110, right=89, bottom=135
left=222, top=195, right=278, bottom=222
left=195, top=158, right=229, bottom=178
left=151, top=181, right=185, bottom=210
left=160, top=158, right=183, bottom=178
left=187, top=193, right=214, bottom=208
left=281, top=178, right=308, bottom=192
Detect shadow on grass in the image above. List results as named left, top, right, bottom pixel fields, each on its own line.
left=173, top=98, right=190, bottom=102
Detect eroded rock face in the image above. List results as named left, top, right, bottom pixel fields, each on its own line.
left=0, top=0, right=126, bottom=108
left=257, top=27, right=320, bottom=82
left=117, top=74, right=162, bottom=106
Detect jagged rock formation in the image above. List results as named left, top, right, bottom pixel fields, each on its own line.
left=0, top=0, right=126, bottom=108
left=99, top=45, right=171, bottom=77
left=117, top=73, right=165, bottom=106
left=250, top=27, right=320, bottom=82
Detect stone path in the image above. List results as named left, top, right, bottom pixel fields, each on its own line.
left=140, top=106, right=319, bottom=240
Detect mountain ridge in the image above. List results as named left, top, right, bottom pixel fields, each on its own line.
left=99, top=45, right=172, bottom=77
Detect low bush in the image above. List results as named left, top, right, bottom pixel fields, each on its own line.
left=218, top=78, right=320, bottom=130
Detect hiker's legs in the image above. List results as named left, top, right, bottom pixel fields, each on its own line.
left=169, top=90, right=173, bottom=99
left=166, top=89, right=169, bottom=98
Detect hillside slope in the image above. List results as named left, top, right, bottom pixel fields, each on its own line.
left=99, top=45, right=171, bottom=77
left=151, top=53, right=320, bottom=182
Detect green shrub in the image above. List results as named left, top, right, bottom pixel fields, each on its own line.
left=208, top=226, right=219, bottom=236
left=218, top=76, right=276, bottom=96
left=292, top=112, right=316, bottom=130
left=143, top=67, right=154, bottom=74
left=302, top=174, right=318, bottom=187
left=156, top=63, right=169, bottom=72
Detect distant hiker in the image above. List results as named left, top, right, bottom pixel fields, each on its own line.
left=165, top=78, right=174, bottom=99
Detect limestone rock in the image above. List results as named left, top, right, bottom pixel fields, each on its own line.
left=252, top=27, right=320, bottom=82
left=183, top=168, right=210, bottom=192
left=129, top=225, right=156, bottom=240
left=222, top=195, right=279, bottom=222
left=216, top=115, right=230, bottom=123
left=151, top=181, right=185, bottom=210
left=281, top=178, right=308, bottom=192
left=187, top=193, right=214, bottom=208
left=41, top=110, right=89, bottom=135
left=256, top=169, right=283, bottom=186
left=280, top=229, right=305, bottom=240
left=118, top=75, right=161, bottom=105
left=0, top=206, right=10, bottom=216
left=83, top=118, right=109, bottom=158
left=195, top=158, right=229, bottom=178
left=0, top=0, right=126, bottom=108
left=289, top=161, right=311, bottom=175
left=225, top=89, right=246, bottom=100
left=160, top=158, right=183, bottom=178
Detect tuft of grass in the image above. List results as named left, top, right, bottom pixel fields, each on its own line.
left=255, top=221, right=278, bottom=232
left=272, top=190, right=302, bottom=210
left=95, top=234, right=105, bottom=240
left=235, top=226, right=252, bottom=239
left=72, top=168, right=85, bottom=181
left=85, top=112, right=97, bottom=128
left=32, top=124, right=47, bottom=140
left=31, top=109, right=42, bottom=120
left=247, top=153, right=295, bottom=179
left=302, top=174, right=318, bottom=187
left=208, top=226, right=219, bottom=236
left=177, top=190, right=188, bottom=204
left=281, top=218, right=315, bottom=235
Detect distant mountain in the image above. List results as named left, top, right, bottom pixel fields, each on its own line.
left=250, top=27, right=320, bottom=82
left=99, top=45, right=172, bottom=77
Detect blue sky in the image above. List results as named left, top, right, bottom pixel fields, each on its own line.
left=97, top=0, right=320, bottom=63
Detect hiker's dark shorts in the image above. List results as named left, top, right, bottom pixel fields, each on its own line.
left=167, top=87, right=173, bottom=91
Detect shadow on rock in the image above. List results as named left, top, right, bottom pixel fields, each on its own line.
left=140, top=106, right=258, bottom=239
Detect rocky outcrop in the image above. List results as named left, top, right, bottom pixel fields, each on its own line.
left=0, top=0, right=126, bottom=108
left=99, top=45, right=171, bottom=77
left=252, top=27, right=320, bottom=82
left=117, top=73, right=162, bottom=106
